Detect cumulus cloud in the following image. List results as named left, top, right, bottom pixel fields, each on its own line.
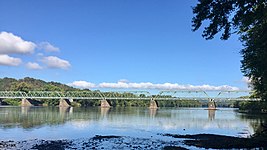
left=42, top=56, right=71, bottom=69
left=38, top=42, right=59, bottom=52
left=68, top=81, right=96, bottom=89
left=0, top=31, right=70, bottom=70
left=0, top=54, right=22, bottom=66
left=242, top=77, right=251, bottom=84
left=0, top=31, right=36, bottom=54
left=26, top=62, right=43, bottom=70
left=68, top=80, right=240, bottom=91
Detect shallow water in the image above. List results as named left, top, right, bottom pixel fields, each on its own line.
left=0, top=106, right=263, bottom=141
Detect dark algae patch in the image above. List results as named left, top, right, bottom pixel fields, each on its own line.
left=92, top=135, right=122, bottom=140
left=31, top=140, right=71, bottom=150
left=163, top=133, right=267, bottom=149
left=163, top=146, right=189, bottom=150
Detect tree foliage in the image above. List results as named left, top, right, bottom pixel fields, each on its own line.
left=192, top=0, right=267, bottom=100
left=0, top=77, right=76, bottom=91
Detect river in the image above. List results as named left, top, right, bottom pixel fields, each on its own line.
left=0, top=106, right=264, bottom=142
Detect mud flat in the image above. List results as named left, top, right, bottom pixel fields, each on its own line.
left=1, top=134, right=266, bottom=149
left=0, top=135, right=185, bottom=150
left=163, top=133, right=267, bottom=149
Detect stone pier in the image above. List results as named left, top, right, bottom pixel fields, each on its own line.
left=21, top=98, right=34, bottom=107
left=100, top=99, right=111, bottom=108
left=208, top=99, right=216, bottom=110
left=149, top=99, right=158, bottom=109
left=59, top=99, right=71, bottom=107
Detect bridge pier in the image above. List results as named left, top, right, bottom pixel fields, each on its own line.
left=59, top=99, right=71, bottom=107
left=21, top=98, right=34, bottom=107
left=100, top=99, right=111, bottom=108
left=149, top=99, right=158, bottom=109
left=208, top=99, right=216, bottom=110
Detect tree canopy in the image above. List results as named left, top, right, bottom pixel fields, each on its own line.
left=192, top=0, right=267, bottom=100
left=0, top=77, right=76, bottom=92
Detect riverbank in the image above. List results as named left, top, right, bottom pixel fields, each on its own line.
left=163, top=133, right=267, bottom=149
left=1, top=134, right=266, bottom=149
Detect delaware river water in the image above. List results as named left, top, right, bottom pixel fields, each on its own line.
left=0, top=106, right=262, bottom=142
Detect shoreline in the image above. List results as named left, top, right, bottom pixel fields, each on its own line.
left=1, top=134, right=266, bottom=149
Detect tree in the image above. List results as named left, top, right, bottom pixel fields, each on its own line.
left=10, top=82, right=33, bottom=93
left=192, top=0, right=267, bottom=101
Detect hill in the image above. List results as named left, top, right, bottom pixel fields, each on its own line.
left=0, top=77, right=77, bottom=92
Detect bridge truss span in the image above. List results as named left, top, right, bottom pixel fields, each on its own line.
left=0, top=90, right=260, bottom=101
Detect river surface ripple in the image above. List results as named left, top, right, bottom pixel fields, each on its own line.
left=0, top=107, right=262, bottom=141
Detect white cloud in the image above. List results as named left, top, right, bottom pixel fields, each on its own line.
left=68, top=81, right=96, bottom=89
left=68, top=80, right=240, bottom=91
left=0, top=31, right=36, bottom=54
left=26, top=62, right=43, bottom=70
left=38, top=42, right=59, bottom=52
left=42, top=56, right=71, bottom=69
left=0, top=31, right=68, bottom=70
left=118, top=79, right=130, bottom=83
left=0, top=54, right=22, bottom=66
left=242, top=77, right=251, bottom=84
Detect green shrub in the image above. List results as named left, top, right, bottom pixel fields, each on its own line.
left=3, top=99, right=21, bottom=106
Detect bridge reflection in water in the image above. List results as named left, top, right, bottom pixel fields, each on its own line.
left=0, top=107, right=261, bottom=135
left=0, top=106, right=265, bottom=140
left=208, top=109, right=216, bottom=121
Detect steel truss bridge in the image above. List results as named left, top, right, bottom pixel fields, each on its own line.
left=0, top=90, right=260, bottom=101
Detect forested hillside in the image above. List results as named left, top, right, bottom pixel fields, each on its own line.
left=0, top=77, right=77, bottom=92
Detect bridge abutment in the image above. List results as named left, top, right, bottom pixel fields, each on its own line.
left=149, top=99, right=158, bottom=109
left=59, top=99, right=71, bottom=107
left=21, top=98, right=34, bottom=107
left=100, top=99, right=111, bottom=108
left=208, top=99, right=216, bottom=110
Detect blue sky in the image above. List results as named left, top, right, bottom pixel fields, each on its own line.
left=0, top=0, right=249, bottom=91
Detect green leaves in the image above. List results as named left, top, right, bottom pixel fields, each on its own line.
left=192, top=0, right=235, bottom=40
left=192, top=0, right=267, bottom=40
left=192, top=0, right=267, bottom=101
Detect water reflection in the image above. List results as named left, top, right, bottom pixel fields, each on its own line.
left=149, top=108, right=157, bottom=118
left=0, top=107, right=265, bottom=140
left=59, top=107, right=73, bottom=115
left=100, top=107, right=110, bottom=118
left=208, top=110, right=216, bottom=121
left=21, top=106, right=30, bottom=115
